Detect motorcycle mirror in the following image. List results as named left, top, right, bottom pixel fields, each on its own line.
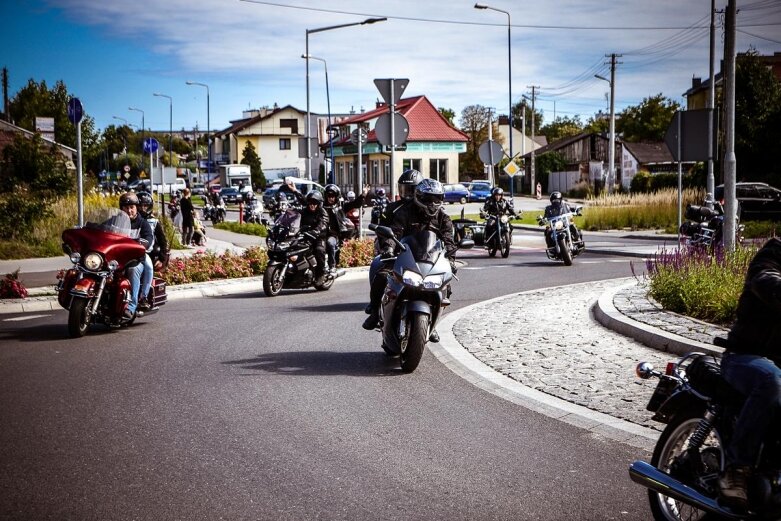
left=635, top=362, right=656, bottom=379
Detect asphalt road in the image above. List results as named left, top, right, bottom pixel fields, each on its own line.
left=0, top=246, right=654, bottom=520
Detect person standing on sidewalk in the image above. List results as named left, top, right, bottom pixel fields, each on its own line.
left=180, top=188, right=195, bottom=246
left=719, top=237, right=781, bottom=509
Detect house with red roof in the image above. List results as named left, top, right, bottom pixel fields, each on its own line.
left=330, top=95, right=469, bottom=196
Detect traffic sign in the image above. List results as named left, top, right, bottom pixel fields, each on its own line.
left=478, top=140, right=504, bottom=165
left=374, top=79, right=409, bottom=105
left=374, top=112, right=409, bottom=148
left=350, top=128, right=368, bottom=146
left=143, top=138, right=159, bottom=154
left=664, top=109, right=713, bottom=162
left=503, top=160, right=521, bottom=177
left=123, top=165, right=131, bottom=173
left=67, top=97, right=83, bottom=125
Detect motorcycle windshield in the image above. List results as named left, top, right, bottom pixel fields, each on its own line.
left=83, top=208, right=132, bottom=237
left=273, top=209, right=301, bottom=239
left=400, top=230, right=441, bottom=264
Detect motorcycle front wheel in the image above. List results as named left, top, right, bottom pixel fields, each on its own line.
left=558, top=236, right=573, bottom=266
left=400, top=312, right=428, bottom=373
left=501, top=232, right=510, bottom=258
left=263, top=265, right=284, bottom=297
left=68, top=297, right=91, bottom=338
left=649, top=411, right=723, bottom=521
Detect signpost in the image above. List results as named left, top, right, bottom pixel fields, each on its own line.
left=374, top=78, right=409, bottom=200
left=67, top=97, right=84, bottom=227
left=349, top=128, right=368, bottom=238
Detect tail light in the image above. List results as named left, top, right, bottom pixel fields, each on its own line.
left=665, top=362, right=676, bottom=376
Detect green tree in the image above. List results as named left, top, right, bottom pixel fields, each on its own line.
left=0, top=132, right=72, bottom=196
left=511, top=99, right=543, bottom=135
left=584, top=112, right=610, bottom=134
left=534, top=151, right=568, bottom=194
left=616, top=94, right=680, bottom=142
left=241, top=141, right=266, bottom=190
left=438, top=107, right=456, bottom=125
left=540, top=115, right=584, bottom=143
left=458, top=105, right=499, bottom=177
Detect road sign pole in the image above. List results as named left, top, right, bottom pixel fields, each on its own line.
left=677, top=112, right=682, bottom=246
left=77, top=119, right=84, bottom=227
left=390, top=81, right=396, bottom=201
left=358, top=135, right=364, bottom=239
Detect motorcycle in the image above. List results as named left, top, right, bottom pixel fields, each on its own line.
left=680, top=201, right=744, bottom=250
left=537, top=206, right=585, bottom=266
left=629, top=349, right=781, bottom=520
left=56, top=208, right=167, bottom=338
left=368, top=223, right=473, bottom=373
left=480, top=210, right=517, bottom=258
left=243, top=197, right=263, bottom=224
left=210, top=200, right=226, bottom=225
left=263, top=206, right=345, bottom=297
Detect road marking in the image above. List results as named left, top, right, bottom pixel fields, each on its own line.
left=3, top=314, right=52, bottom=322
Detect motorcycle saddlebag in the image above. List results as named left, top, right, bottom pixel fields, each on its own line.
left=152, top=277, right=167, bottom=306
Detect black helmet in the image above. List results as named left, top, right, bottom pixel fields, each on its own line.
left=376, top=188, right=386, bottom=198
left=491, top=187, right=504, bottom=198
left=305, top=190, right=323, bottom=207
left=550, top=191, right=562, bottom=205
left=414, top=178, right=445, bottom=217
left=398, top=169, right=423, bottom=200
left=136, top=191, right=154, bottom=218
left=324, top=184, right=341, bottom=201
left=119, top=192, right=139, bottom=208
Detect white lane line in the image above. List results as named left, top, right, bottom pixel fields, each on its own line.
left=3, top=314, right=52, bottom=322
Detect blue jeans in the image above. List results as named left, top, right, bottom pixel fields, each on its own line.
left=721, top=352, right=781, bottom=467
left=326, top=236, right=339, bottom=269
left=140, top=254, right=153, bottom=302
left=127, top=262, right=144, bottom=313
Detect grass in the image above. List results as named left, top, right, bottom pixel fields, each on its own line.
left=214, top=221, right=268, bottom=237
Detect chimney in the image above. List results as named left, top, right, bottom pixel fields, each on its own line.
left=691, top=76, right=702, bottom=89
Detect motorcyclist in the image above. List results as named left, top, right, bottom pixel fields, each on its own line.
left=136, top=191, right=168, bottom=311
left=363, top=169, right=423, bottom=330
left=542, top=191, right=582, bottom=249
left=371, top=188, right=390, bottom=225
left=481, top=187, right=519, bottom=238
left=298, top=190, right=329, bottom=284
left=118, top=192, right=154, bottom=319
left=323, top=183, right=369, bottom=267
left=718, top=237, right=781, bottom=509
left=363, top=177, right=457, bottom=343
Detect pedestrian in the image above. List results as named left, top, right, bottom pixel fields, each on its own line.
left=180, top=188, right=195, bottom=246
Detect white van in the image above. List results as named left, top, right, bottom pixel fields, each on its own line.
left=152, top=178, right=187, bottom=195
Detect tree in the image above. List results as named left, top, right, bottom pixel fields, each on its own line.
left=540, top=115, right=584, bottom=143
left=458, top=105, right=497, bottom=177
left=584, top=112, right=610, bottom=135
left=0, top=132, right=72, bottom=196
left=438, top=107, right=456, bottom=125
left=616, top=94, right=680, bottom=142
left=511, top=99, right=543, bottom=135
left=241, top=141, right=266, bottom=190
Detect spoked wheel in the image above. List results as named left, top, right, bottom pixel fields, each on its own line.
left=649, top=412, right=723, bottom=521
left=263, top=265, right=284, bottom=297
left=501, top=233, right=511, bottom=258
left=400, top=312, right=428, bottom=373
left=558, top=236, right=573, bottom=266
left=67, top=297, right=91, bottom=338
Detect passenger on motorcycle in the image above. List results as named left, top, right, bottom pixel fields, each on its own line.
left=118, top=192, right=154, bottom=318
left=543, top=191, right=582, bottom=249
left=363, top=177, right=457, bottom=343
left=298, top=190, right=329, bottom=284
left=137, top=191, right=168, bottom=310
left=718, top=237, right=781, bottom=509
left=363, top=169, right=423, bottom=330
left=323, top=183, right=369, bottom=268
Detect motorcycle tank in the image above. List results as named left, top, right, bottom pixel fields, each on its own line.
left=62, top=208, right=146, bottom=267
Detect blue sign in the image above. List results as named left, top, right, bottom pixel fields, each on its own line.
left=67, top=97, right=83, bottom=124
left=143, top=137, right=159, bottom=154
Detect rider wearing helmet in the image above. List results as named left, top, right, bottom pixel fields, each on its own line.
left=363, top=177, right=457, bottom=342
left=299, top=190, right=329, bottom=283
left=322, top=183, right=369, bottom=268
left=542, top=191, right=582, bottom=249
left=482, top=186, right=519, bottom=220
left=137, top=191, right=169, bottom=272
left=118, top=192, right=154, bottom=318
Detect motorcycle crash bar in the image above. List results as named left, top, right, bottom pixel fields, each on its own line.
left=628, top=460, right=744, bottom=520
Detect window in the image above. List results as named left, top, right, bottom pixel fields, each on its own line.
left=429, top=159, right=447, bottom=183
left=279, top=119, right=299, bottom=134
left=279, top=138, right=291, bottom=150
left=372, top=160, right=379, bottom=185
left=403, top=159, right=421, bottom=172
left=383, top=160, right=390, bottom=185
left=338, top=162, right=345, bottom=185
left=348, top=162, right=354, bottom=185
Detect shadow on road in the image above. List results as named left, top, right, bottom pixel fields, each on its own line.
left=293, top=302, right=366, bottom=313
left=222, top=350, right=402, bottom=377
left=0, top=323, right=83, bottom=342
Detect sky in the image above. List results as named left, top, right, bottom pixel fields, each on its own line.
left=2, top=0, right=780, bottom=139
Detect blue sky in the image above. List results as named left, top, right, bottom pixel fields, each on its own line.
left=3, top=0, right=780, bottom=137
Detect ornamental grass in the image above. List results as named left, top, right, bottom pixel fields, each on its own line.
left=581, top=187, right=705, bottom=232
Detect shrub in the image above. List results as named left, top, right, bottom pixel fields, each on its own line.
left=0, top=269, right=29, bottom=299
left=214, top=221, right=268, bottom=237
left=566, top=181, right=593, bottom=199
left=244, top=246, right=269, bottom=275
left=0, top=194, right=52, bottom=240
left=159, top=246, right=272, bottom=285
left=338, top=237, right=375, bottom=268
left=630, top=171, right=652, bottom=193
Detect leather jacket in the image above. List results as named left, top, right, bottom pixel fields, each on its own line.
left=299, top=207, right=329, bottom=240
left=382, top=201, right=457, bottom=259
left=483, top=198, right=517, bottom=217
left=544, top=201, right=575, bottom=219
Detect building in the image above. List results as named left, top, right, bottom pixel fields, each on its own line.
left=620, top=142, right=695, bottom=190
left=496, top=115, right=546, bottom=158
left=330, top=95, right=469, bottom=195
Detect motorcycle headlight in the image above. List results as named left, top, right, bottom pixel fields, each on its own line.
left=402, top=270, right=423, bottom=287
left=83, top=252, right=103, bottom=271
left=69, top=252, right=81, bottom=264
left=422, top=274, right=444, bottom=289
left=500, top=215, right=509, bottom=224
left=554, top=220, right=564, bottom=231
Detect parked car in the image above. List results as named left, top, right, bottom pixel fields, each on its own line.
left=128, top=179, right=152, bottom=192
left=715, top=182, right=781, bottom=221
left=191, top=183, right=206, bottom=196
left=464, top=182, right=492, bottom=202
left=443, top=183, right=470, bottom=204
left=262, top=179, right=325, bottom=210
left=219, top=187, right=241, bottom=204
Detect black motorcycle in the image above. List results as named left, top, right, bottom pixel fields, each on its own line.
left=480, top=210, right=518, bottom=258
left=370, top=197, right=389, bottom=225
left=369, top=224, right=473, bottom=373
left=537, top=206, right=584, bottom=266
left=263, top=207, right=344, bottom=297
left=680, top=201, right=744, bottom=250
left=629, top=349, right=781, bottom=520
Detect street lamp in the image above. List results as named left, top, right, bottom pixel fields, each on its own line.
left=595, top=73, right=615, bottom=194
left=112, top=116, right=129, bottom=167
left=305, top=17, right=387, bottom=181
left=153, top=93, right=173, bottom=168
left=185, top=81, right=210, bottom=182
left=475, top=3, right=513, bottom=195
left=302, top=54, right=334, bottom=184
left=128, top=106, right=145, bottom=154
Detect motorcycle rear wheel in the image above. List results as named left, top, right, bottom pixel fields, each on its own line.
left=263, top=265, right=284, bottom=297
left=400, top=312, right=428, bottom=373
left=649, top=411, right=723, bottom=521
left=68, top=297, right=90, bottom=338
left=558, top=236, right=573, bottom=266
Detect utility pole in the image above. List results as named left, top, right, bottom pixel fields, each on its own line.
left=722, top=0, right=737, bottom=251
left=2, top=67, right=8, bottom=121
left=526, top=86, right=539, bottom=196
left=707, top=0, right=717, bottom=204
left=607, top=53, right=619, bottom=193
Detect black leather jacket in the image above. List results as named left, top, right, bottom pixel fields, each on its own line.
left=544, top=201, right=575, bottom=219
left=324, top=194, right=365, bottom=238
left=483, top=198, right=517, bottom=217
left=299, top=206, right=329, bottom=240
left=382, top=201, right=457, bottom=259
left=727, top=237, right=781, bottom=360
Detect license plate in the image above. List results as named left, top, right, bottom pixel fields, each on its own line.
left=646, top=375, right=679, bottom=412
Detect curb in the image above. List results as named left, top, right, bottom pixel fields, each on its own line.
left=593, top=282, right=724, bottom=358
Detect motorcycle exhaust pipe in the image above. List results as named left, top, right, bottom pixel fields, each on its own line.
left=629, top=461, right=743, bottom=520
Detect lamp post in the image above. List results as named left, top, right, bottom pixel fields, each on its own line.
left=595, top=73, right=615, bottom=194
left=185, top=81, right=210, bottom=182
left=153, top=93, right=173, bottom=168
left=474, top=3, right=513, bottom=184
left=112, top=116, right=129, bottom=168
left=302, top=54, right=334, bottom=184
left=128, top=106, right=145, bottom=154
left=305, top=17, right=387, bottom=181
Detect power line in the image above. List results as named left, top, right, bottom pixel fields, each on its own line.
left=737, top=28, right=781, bottom=44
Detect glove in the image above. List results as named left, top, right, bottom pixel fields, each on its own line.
left=380, top=247, right=395, bottom=259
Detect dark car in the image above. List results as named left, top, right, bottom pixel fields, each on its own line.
left=465, top=182, right=492, bottom=202
left=262, top=180, right=325, bottom=210
left=715, top=182, right=781, bottom=221
left=219, top=187, right=241, bottom=204
left=443, top=183, right=470, bottom=204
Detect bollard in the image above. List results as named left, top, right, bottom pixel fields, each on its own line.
left=536, top=182, right=542, bottom=200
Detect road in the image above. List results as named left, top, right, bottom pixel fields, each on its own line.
left=0, top=243, right=656, bottom=520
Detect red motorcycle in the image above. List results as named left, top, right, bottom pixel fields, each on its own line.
left=57, top=208, right=167, bottom=338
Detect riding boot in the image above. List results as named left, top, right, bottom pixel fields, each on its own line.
left=429, top=329, right=440, bottom=343
left=362, top=307, right=380, bottom=330
left=718, top=465, right=750, bottom=510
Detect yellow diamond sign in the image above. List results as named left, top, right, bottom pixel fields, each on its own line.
left=503, top=160, right=520, bottom=176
